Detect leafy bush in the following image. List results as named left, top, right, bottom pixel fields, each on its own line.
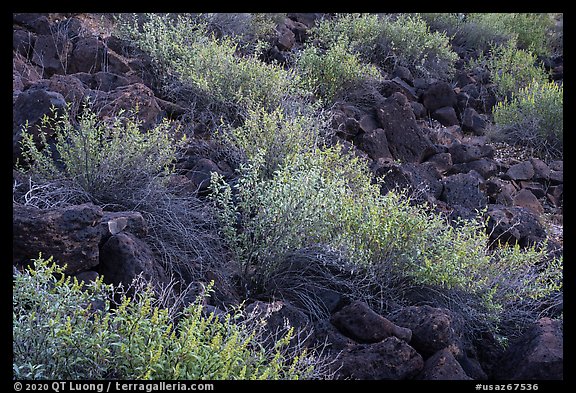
left=17, top=105, right=227, bottom=298
left=492, top=80, right=563, bottom=159
left=115, top=13, right=301, bottom=124
left=296, top=36, right=382, bottom=103
left=479, top=38, right=549, bottom=100
left=310, top=13, right=458, bottom=81
left=465, top=13, right=554, bottom=58
left=217, top=104, right=325, bottom=178
left=210, top=145, right=562, bottom=340
left=13, top=256, right=329, bottom=380
left=19, top=105, right=181, bottom=206
left=201, top=13, right=286, bottom=55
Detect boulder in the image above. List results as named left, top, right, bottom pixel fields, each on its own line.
left=425, top=152, right=453, bottom=175
left=529, top=158, right=551, bottom=182
left=185, top=158, right=223, bottom=194
left=358, top=113, right=379, bottom=134
left=68, top=37, right=105, bottom=74
left=91, top=83, right=162, bottom=130
left=494, top=318, right=562, bottom=380
left=448, top=158, right=498, bottom=179
left=462, top=107, right=487, bottom=136
left=422, top=81, right=457, bottom=112
left=13, top=53, right=43, bottom=91
left=354, top=128, right=393, bottom=161
left=513, top=189, right=544, bottom=215
left=336, top=337, right=423, bottom=380
left=431, top=106, right=459, bottom=127
left=485, top=177, right=516, bottom=206
left=377, top=92, right=435, bottom=163
left=391, top=305, right=458, bottom=358
left=31, top=34, right=73, bottom=77
left=505, top=160, right=535, bottom=181
left=330, top=300, right=412, bottom=344
left=447, top=141, right=494, bottom=164
left=99, top=232, right=167, bottom=287
left=76, top=71, right=131, bottom=92
left=244, top=300, right=313, bottom=348
left=377, top=161, right=443, bottom=202
left=485, top=204, right=547, bottom=247
left=12, top=87, right=67, bottom=162
left=313, top=319, right=357, bottom=352
left=417, top=348, right=472, bottom=380
left=13, top=203, right=103, bottom=274
left=13, top=28, right=35, bottom=58
left=440, top=171, right=488, bottom=211
left=13, top=13, right=51, bottom=35
left=29, top=74, right=87, bottom=113
left=378, top=78, right=418, bottom=101
left=276, top=23, right=295, bottom=51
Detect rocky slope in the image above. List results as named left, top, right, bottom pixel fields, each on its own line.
left=12, top=13, right=563, bottom=380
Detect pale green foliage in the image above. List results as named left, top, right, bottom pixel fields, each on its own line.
left=478, top=38, right=549, bottom=100
left=210, top=145, right=562, bottom=338
left=218, top=105, right=324, bottom=177
left=465, top=13, right=554, bottom=58
left=19, top=106, right=180, bottom=205
left=310, top=13, right=458, bottom=81
left=13, top=257, right=324, bottom=380
left=296, top=36, right=382, bottom=103
left=493, top=80, right=563, bottom=159
left=115, top=13, right=300, bottom=119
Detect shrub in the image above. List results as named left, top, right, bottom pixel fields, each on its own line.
left=17, top=105, right=227, bottom=298
left=480, top=38, right=549, bottom=101
left=492, top=80, right=563, bottom=159
left=296, top=36, right=382, bottom=103
left=465, top=13, right=554, bottom=58
left=13, top=256, right=330, bottom=380
left=310, top=13, right=458, bottom=81
left=19, top=105, right=181, bottom=207
left=210, top=145, right=562, bottom=341
left=114, top=13, right=301, bottom=124
left=217, top=104, right=325, bottom=178
left=201, top=13, right=286, bottom=55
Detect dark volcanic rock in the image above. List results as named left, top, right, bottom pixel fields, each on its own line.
left=337, top=337, right=423, bottom=380
left=354, top=128, right=393, bottom=161
left=485, top=204, right=547, bottom=247
left=422, top=82, right=457, bottom=112
left=330, top=300, right=412, bottom=344
left=417, top=348, right=472, bottom=380
left=391, top=305, right=458, bottom=358
left=494, top=318, right=563, bottom=380
left=432, top=106, right=459, bottom=127
left=377, top=92, right=434, bottom=163
left=99, top=232, right=167, bottom=287
left=440, top=172, right=487, bottom=211
left=13, top=203, right=103, bottom=274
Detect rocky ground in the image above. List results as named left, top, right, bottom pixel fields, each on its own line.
left=12, top=13, right=563, bottom=380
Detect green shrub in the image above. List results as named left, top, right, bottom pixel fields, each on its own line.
left=210, top=145, right=562, bottom=340
left=19, top=105, right=181, bottom=206
left=493, top=80, right=563, bottom=159
left=481, top=38, right=549, bottom=100
left=310, top=13, right=458, bottom=81
left=13, top=256, right=328, bottom=380
left=17, top=105, right=227, bottom=292
left=217, top=104, right=324, bottom=178
left=465, top=13, right=554, bottom=58
left=296, top=36, right=382, bottom=103
left=115, top=13, right=301, bottom=123
left=202, top=13, right=286, bottom=55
